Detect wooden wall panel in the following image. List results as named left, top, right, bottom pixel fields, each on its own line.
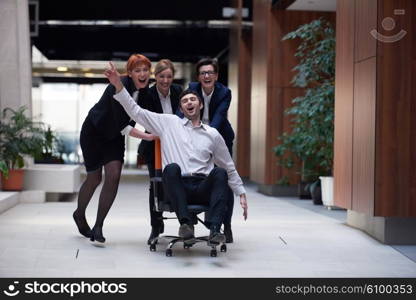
left=352, top=57, right=376, bottom=215
left=250, top=2, right=335, bottom=185
left=228, top=4, right=239, bottom=150
left=236, top=30, right=252, bottom=177
left=263, top=8, right=282, bottom=185
left=334, top=0, right=355, bottom=209
left=265, top=86, right=281, bottom=184
left=228, top=0, right=252, bottom=178
left=250, top=0, right=269, bottom=183
left=335, top=0, right=416, bottom=218
left=264, top=9, right=335, bottom=185
left=375, top=0, right=416, bottom=216
left=355, top=0, right=377, bottom=61
left=280, top=87, right=304, bottom=184
left=270, top=9, right=284, bottom=89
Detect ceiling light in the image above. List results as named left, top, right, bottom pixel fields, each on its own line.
left=57, top=66, right=68, bottom=72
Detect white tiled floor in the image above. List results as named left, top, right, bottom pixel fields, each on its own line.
left=0, top=175, right=415, bottom=278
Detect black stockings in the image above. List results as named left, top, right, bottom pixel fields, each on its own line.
left=74, top=160, right=122, bottom=228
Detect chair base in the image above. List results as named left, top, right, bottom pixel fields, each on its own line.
left=149, top=235, right=227, bottom=257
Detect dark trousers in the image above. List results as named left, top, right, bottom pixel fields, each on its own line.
left=147, top=163, right=163, bottom=227
left=162, top=163, right=228, bottom=227
left=223, top=187, right=234, bottom=225
left=223, top=142, right=234, bottom=226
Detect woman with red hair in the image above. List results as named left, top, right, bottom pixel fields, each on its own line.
left=73, top=54, right=153, bottom=244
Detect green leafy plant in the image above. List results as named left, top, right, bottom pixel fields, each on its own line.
left=0, top=106, right=46, bottom=178
left=274, top=18, right=335, bottom=182
left=43, top=125, right=57, bottom=156
left=35, top=125, right=64, bottom=163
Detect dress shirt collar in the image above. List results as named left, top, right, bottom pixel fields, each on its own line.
left=202, top=88, right=214, bottom=98
left=181, top=117, right=207, bottom=130
left=132, top=90, right=139, bottom=102
left=156, top=87, right=171, bottom=100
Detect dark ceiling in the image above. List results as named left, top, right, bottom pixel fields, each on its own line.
left=31, top=0, right=252, bottom=64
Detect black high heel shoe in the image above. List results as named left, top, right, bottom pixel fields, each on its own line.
left=90, top=226, right=105, bottom=244
left=73, top=211, right=92, bottom=238
left=224, top=224, right=234, bottom=244
left=147, top=223, right=164, bottom=245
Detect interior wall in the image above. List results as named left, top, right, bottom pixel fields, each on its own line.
left=250, top=0, right=335, bottom=185
left=334, top=0, right=416, bottom=217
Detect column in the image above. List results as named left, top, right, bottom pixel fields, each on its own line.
left=228, top=0, right=252, bottom=178
left=0, top=0, right=32, bottom=112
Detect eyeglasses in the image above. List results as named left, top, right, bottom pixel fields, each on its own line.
left=199, top=71, right=216, bottom=76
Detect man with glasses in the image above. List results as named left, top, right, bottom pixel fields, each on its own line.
left=187, top=58, right=236, bottom=243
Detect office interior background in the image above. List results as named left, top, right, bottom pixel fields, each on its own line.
left=0, top=0, right=415, bottom=277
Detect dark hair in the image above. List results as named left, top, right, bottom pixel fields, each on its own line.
left=195, top=57, right=219, bottom=74
left=179, top=89, right=203, bottom=105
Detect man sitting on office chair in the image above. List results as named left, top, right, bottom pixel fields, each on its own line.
left=104, top=62, right=248, bottom=244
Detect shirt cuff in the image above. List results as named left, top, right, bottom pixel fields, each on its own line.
left=120, top=125, right=133, bottom=136
left=113, top=87, right=129, bottom=102
left=233, top=186, right=246, bottom=196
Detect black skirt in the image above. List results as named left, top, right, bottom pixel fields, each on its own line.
left=80, top=117, right=125, bottom=172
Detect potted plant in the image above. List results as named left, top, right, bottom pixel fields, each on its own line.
left=273, top=18, right=335, bottom=205
left=34, top=125, right=64, bottom=164
left=0, top=106, right=45, bottom=190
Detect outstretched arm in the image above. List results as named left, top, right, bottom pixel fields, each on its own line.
left=129, top=128, right=157, bottom=141
left=212, top=132, right=248, bottom=220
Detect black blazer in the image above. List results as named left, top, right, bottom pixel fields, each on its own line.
left=86, top=76, right=149, bottom=140
left=188, top=81, right=235, bottom=154
left=138, top=83, right=182, bottom=163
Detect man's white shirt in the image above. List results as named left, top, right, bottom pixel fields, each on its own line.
left=114, top=87, right=245, bottom=196
left=119, top=90, right=139, bottom=136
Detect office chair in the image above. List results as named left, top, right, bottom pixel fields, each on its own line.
left=148, top=139, right=227, bottom=257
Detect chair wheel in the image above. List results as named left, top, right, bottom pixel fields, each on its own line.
left=220, top=244, right=227, bottom=252
left=150, top=244, right=156, bottom=252
left=166, top=249, right=173, bottom=257
left=210, top=249, right=217, bottom=257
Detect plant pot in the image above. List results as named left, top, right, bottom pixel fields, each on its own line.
left=1, top=169, right=24, bottom=191
left=319, top=176, right=334, bottom=207
left=310, top=181, right=322, bottom=205
left=298, top=182, right=312, bottom=199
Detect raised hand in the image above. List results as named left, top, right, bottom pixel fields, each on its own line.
left=240, top=194, right=248, bottom=220
left=104, top=62, right=123, bottom=92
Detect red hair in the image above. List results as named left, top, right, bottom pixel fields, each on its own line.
left=126, top=54, right=151, bottom=72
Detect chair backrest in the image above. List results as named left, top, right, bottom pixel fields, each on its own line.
left=154, top=138, right=162, bottom=176
left=152, top=138, right=173, bottom=212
